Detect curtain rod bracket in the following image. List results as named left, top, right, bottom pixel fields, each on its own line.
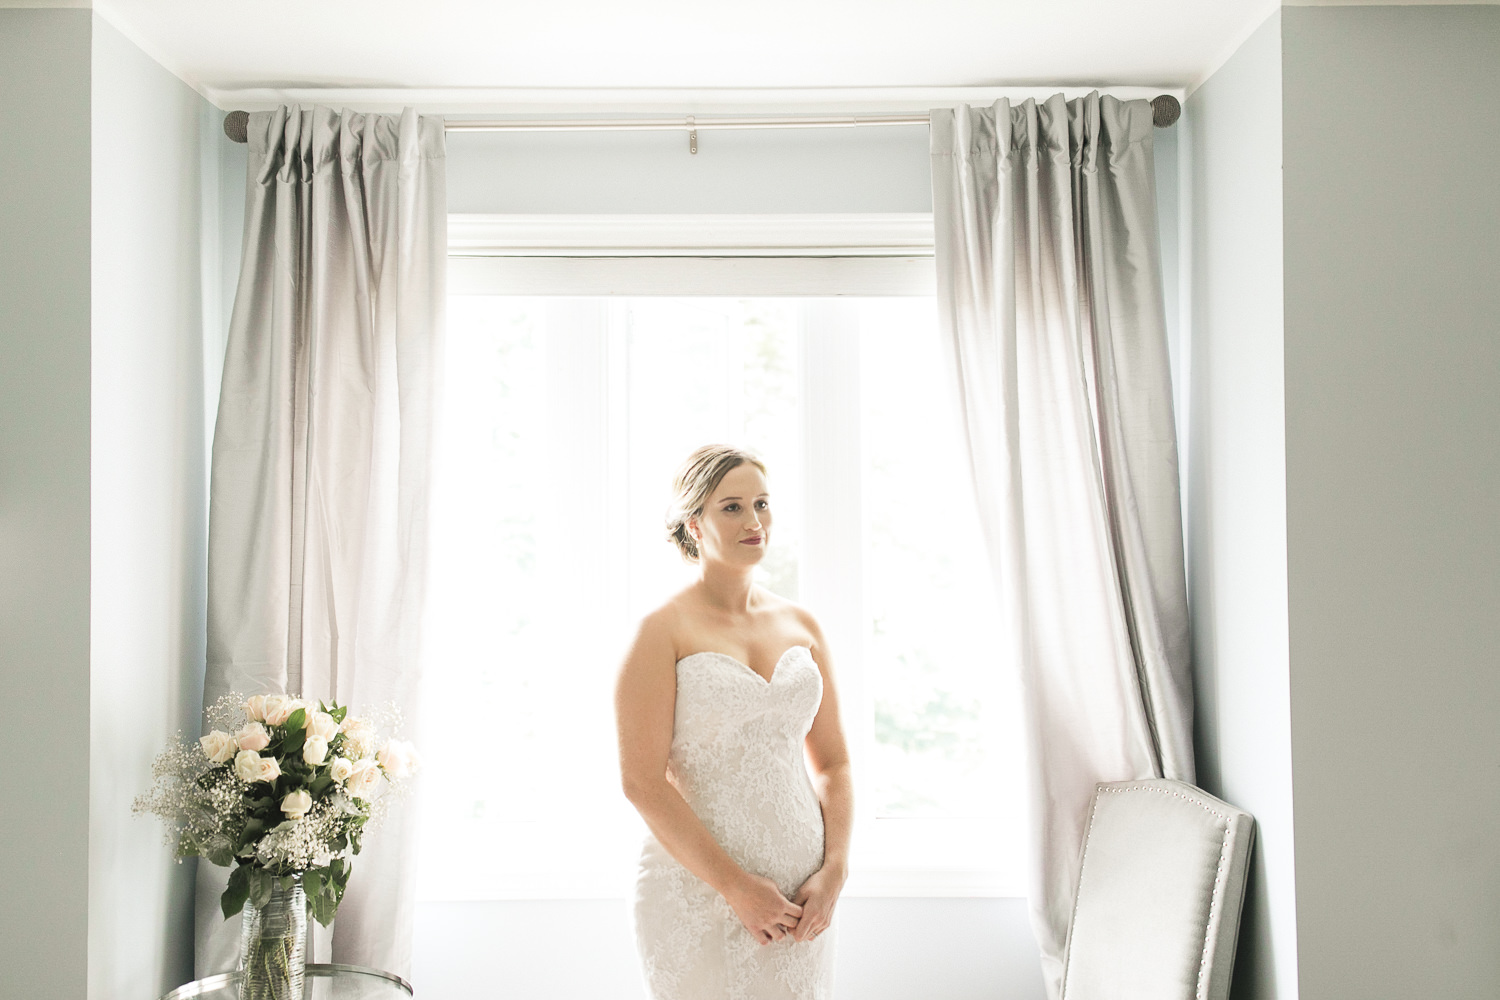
left=224, top=110, right=249, bottom=143
left=688, top=116, right=698, bottom=155
left=1151, top=95, right=1181, bottom=128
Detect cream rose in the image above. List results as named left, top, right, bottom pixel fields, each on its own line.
left=280, top=790, right=312, bottom=819
left=261, top=695, right=295, bottom=727
left=199, top=730, right=235, bottom=764
left=234, top=749, right=281, bottom=784
left=234, top=722, right=271, bottom=753
left=306, top=711, right=340, bottom=742
left=303, top=735, right=329, bottom=767
left=340, top=717, right=376, bottom=759
left=376, top=739, right=420, bottom=779
left=346, top=759, right=383, bottom=799
left=243, top=695, right=270, bottom=723
left=328, top=757, right=354, bottom=784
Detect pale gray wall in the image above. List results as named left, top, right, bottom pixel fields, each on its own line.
left=0, top=9, right=95, bottom=997
left=87, top=14, right=216, bottom=998
left=1183, top=11, right=1298, bottom=1000
left=1281, top=6, right=1500, bottom=997
left=446, top=123, right=934, bottom=215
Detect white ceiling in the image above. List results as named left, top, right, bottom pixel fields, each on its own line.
left=70, top=0, right=1299, bottom=108
left=26, top=0, right=1498, bottom=108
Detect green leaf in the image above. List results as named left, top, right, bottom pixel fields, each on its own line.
left=221, top=864, right=251, bottom=919
left=331, top=705, right=348, bottom=724
left=281, top=726, right=306, bottom=756
left=237, top=817, right=267, bottom=850
left=304, top=870, right=324, bottom=899
left=309, top=890, right=337, bottom=927
left=284, top=707, right=307, bottom=732
left=309, top=774, right=334, bottom=797
left=248, top=867, right=274, bottom=910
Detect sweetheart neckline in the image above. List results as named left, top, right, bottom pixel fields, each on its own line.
left=676, top=644, right=809, bottom=685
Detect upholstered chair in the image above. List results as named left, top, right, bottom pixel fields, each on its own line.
left=1060, top=779, right=1256, bottom=1000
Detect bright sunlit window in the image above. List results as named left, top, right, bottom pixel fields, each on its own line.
left=417, top=247, right=1025, bottom=900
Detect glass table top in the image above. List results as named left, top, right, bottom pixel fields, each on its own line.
left=161, top=963, right=413, bottom=1000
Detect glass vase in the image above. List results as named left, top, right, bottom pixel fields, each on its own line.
left=238, top=874, right=306, bottom=1000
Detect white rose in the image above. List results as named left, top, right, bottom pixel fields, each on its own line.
left=328, top=757, right=354, bottom=784
left=261, top=695, right=294, bottom=726
left=244, top=695, right=270, bottom=723
left=303, top=735, right=329, bottom=767
left=233, top=749, right=281, bottom=784
left=234, top=722, right=271, bottom=752
left=234, top=749, right=261, bottom=782
left=346, top=759, right=383, bottom=800
left=340, top=717, right=375, bottom=759
left=280, top=789, right=312, bottom=819
left=306, top=711, right=340, bottom=742
left=376, top=739, right=420, bottom=779
left=199, top=730, right=235, bottom=764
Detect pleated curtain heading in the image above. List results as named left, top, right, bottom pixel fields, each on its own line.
left=930, top=93, right=1194, bottom=1000
left=196, top=105, right=446, bottom=979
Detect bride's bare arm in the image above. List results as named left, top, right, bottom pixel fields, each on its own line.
left=615, top=612, right=803, bottom=945
left=791, top=614, right=853, bottom=942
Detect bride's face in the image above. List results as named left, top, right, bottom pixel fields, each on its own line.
left=692, top=463, right=772, bottom=568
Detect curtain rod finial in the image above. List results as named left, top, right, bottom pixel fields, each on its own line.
left=224, top=110, right=249, bottom=144
left=1151, top=95, right=1181, bottom=128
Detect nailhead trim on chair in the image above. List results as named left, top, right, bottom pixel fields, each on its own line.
left=1070, top=784, right=1234, bottom=1000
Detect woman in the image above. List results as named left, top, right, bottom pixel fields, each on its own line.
left=616, top=444, right=853, bottom=1000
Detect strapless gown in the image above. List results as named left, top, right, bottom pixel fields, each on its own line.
left=633, top=645, right=834, bottom=1000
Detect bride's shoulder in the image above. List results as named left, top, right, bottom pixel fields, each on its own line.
left=754, top=588, right=825, bottom=637
left=630, top=591, right=701, bottom=655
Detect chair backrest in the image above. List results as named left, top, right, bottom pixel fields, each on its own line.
left=1060, top=779, right=1255, bottom=1000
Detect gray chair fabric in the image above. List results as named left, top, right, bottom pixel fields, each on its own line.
left=1060, top=779, right=1255, bottom=1000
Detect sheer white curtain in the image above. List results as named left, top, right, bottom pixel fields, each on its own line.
left=930, top=94, right=1193, bottom=998
left=195, top=106, right=446, bottom=978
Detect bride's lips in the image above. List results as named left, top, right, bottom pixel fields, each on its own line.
left=740, top=536, right=763, bottom=545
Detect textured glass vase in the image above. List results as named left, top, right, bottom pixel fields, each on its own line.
left=239, top=874, right=307, bottom=1000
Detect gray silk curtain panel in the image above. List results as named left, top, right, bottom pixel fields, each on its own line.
left=194, top=106, right=446, bottom=978
left=929, top=94, right=1194, bottom=998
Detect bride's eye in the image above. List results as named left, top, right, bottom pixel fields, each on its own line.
left=755, top=500, right=769, bottom=510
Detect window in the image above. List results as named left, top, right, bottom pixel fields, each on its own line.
left=417, top=218, right=1025, bottom=900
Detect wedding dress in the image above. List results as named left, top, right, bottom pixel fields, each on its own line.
left=634, top=645, right=834, bottom=1000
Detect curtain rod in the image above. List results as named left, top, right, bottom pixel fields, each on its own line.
left=222, top=96, right=1181, bottom=146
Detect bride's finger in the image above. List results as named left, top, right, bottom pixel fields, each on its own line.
left=784, top=900, right=804, bottom=919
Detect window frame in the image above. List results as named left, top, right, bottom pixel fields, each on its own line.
left=422, top=214, right=1025, bottom=901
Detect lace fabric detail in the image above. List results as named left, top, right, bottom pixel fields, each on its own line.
left=634, top=646, right=834, bottom=1000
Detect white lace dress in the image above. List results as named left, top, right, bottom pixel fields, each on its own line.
left=633, top=645, right=834, bottom=1000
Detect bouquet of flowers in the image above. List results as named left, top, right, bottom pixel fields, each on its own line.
left=134, top=693, right=420, bottom=926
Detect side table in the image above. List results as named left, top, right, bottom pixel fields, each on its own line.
left=161, top=962, right=413, bottom=999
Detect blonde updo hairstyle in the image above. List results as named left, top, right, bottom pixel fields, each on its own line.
left=665, top=444, right=768, bottom=563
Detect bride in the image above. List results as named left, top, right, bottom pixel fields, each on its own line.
left=616, top=444, right=853, bottom=1000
